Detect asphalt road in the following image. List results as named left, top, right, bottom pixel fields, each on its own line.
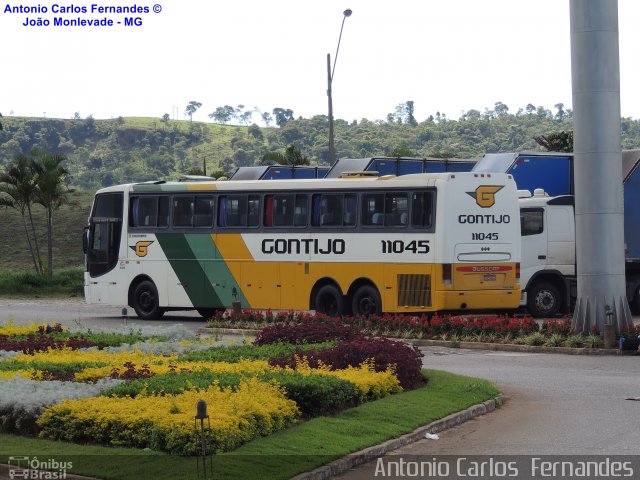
left=336, top=346, right=640, bottom=479
left=0, top=298, right=206, bottom=332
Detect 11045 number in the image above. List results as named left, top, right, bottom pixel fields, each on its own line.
left=381, top=240, right=430, bottom=254
left=472, top=232, right=499, bottom=241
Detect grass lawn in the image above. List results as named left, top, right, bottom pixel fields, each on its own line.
left=0, top=369, right=499, bottom=480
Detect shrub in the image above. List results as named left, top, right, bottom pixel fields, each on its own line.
left=179, top=342, right=333, bottom=363
left=38, top=378, right=299, bottom=455
left=563, top=335, right=585, bottom=348
left=104, top=370, right=243, bottom=398
left=253, top=322, right=362, bottom=346
left=104, top=369, right=360, bottom=417
left=522, top=332, right=546, bottom=346
left=269, top=337, right=424, bottom=390
left=261, top=371, right=359, bottom=416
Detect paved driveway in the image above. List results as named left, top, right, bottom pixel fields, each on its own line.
left=336, top=346, right=640, bottom=479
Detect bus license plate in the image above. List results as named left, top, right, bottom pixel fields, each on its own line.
left=484, top=274, right=496, bottom=281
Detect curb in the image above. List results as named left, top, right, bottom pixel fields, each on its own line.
left=406, top=339, right=637, bottom=355
left=201, top=327, right=637, bottom=355
left=290, top=396, right=503, bottom=480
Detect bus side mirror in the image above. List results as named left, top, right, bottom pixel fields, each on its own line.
left=82, top=226, right=89, bottom=254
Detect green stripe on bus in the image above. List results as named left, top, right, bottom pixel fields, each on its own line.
left=155, top=233, right=249, bottom=309
left=184, top=234, right=249, bottom=308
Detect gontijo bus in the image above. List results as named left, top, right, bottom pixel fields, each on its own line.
left=83, top=172, right=521, bottom=319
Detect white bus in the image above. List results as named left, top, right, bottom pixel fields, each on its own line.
left=83, top=172, right=521, bottom=319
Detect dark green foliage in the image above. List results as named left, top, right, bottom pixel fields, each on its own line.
left=0, top=268, right=84, bottom=296
left=177, top=342, right=334, bottom=363
left=262, top=371, right=359, bottom=416
left=103, top=370, right=243, bottom=398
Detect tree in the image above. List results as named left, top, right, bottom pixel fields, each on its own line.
left=30, top=149, right=73, bottom=278
left=261, top=144, right=309, bottom=166
left=494, top=101, right=509, bottom=116
left=554, top=103, right=567, bottom=121
left=387, top=146, right=415, bottom=157
left=0, top=153, right=43, bottom=273
left=535, top=131, right=573, bottom=152
left=208, top=105, right=235, bottom=124
left=261, top=111, right=273, bottom=127
left=161, top=113, right=170, bottom=123
left=184, top=101, right=202, bottom=122
left=238, top=109, right=253, bottom=126
left=0, top=112, right=3, bottom=130
left=406, top=101, right=417, bottom=126
left=272, top=108, right=294, bottom=127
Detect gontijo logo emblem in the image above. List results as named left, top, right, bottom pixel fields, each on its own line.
left=130, top=241, right=154, bottom=257
left=466, top=185, right=504, bottom=208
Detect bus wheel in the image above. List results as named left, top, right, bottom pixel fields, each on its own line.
left=133, top=280, right=165, bottom=320
left=351, top=285, right=382, bottom=316
left=527, top=282, right=560, bottom=318
left=315, top=285, right=344, bottom=316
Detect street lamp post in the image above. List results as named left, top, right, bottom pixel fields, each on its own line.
left=327, top=8, right=352, bottom=164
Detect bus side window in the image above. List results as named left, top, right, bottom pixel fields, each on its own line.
left=362, top=193, right=384, bottom=226
left=194, top=196, right=214, bottom=227
left=247, top=195, right=260, bottom=227
left=385, top=192, right=408, bottom=227
left=158, top=196, right=169, bottom=228
left=173, top=197, right=194, bottom=227
left=343, top=194, right=357, bottom=226
left=412, top=192, right=433, bottom=228
left=131, top=196, right=159, bottom=227
left=294, top=195, right=308, bottom=226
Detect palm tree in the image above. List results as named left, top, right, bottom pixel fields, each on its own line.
left=260, top=144, right=310, bottom=166
left=0, top=154, right=43, bottom=274
left=31, top=149, right=72, bottom=278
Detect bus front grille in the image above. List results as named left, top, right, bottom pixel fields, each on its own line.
left=397, top=274, right=431, bottom=307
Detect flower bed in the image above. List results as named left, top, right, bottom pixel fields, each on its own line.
left=0, top=321, right=416, bottom=455
left=209, top=310, right=612, bottom=348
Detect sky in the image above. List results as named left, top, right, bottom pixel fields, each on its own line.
left=2, top=0, right=640, bottom=124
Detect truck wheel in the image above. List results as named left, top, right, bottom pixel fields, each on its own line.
left=315, top=285, right=344, bottom=316
left=133, top=280, right=165, bottom=320
left=527, top=282, right=561, bottom=318
left=351, top=285, right=382, bottom=316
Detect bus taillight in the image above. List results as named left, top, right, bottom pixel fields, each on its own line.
left=442, top=264, right=452, bottom=285
left=515, top=262, right=520, bottom=281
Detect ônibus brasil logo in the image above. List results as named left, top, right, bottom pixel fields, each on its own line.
left=466, top=185, right=504, bottom=208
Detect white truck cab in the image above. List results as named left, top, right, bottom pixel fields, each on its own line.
left=519, top=189, right=576, bottom=317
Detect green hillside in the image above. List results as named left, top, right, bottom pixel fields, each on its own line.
left=2, top=105, right=640, bottom=272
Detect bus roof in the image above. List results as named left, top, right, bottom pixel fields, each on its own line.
left=94, top=172, right=513, bottom=195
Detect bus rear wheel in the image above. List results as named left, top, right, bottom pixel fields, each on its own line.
left=315, top=285, right=344, bottom=316
left=351, top=285, right=382, bottom=316
left=133, top=280, right=165, bottom=320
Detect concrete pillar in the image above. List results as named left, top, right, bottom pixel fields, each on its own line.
left=570, top=0, right=633, bottom=334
